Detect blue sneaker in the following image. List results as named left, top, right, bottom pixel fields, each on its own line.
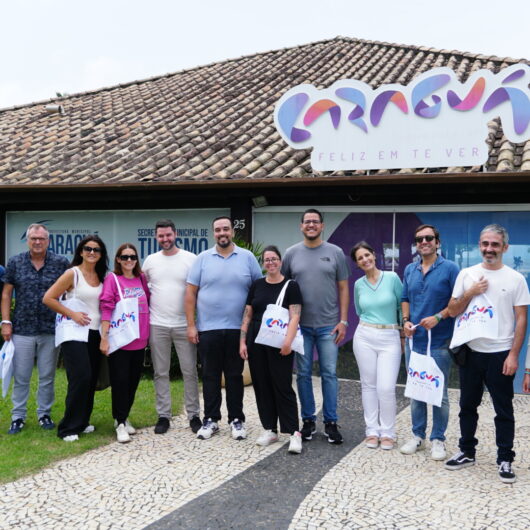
left=8, top=418, right=25, bottom=434
left=39, top=415, right=55, bottom=430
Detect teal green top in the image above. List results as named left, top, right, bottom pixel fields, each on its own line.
left=354, top=271, right=403, bottom=325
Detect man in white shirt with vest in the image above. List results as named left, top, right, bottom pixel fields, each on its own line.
left=445, top=224, right=530, bottom=483
left=143, top=219, right=201, bottom=434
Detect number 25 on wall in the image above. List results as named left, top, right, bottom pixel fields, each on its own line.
left=234, top=219, right=246, bottom=230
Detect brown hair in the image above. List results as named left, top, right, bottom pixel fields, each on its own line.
left=113, top=243, right=142, bottom=277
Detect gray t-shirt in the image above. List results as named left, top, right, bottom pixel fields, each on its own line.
left=282, top=241, right=350, bottom=327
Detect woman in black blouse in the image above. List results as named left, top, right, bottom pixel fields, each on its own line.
left=240, top=245, right=303, bottom=454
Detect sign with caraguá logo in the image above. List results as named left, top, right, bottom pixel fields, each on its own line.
left=274, top=64, right=530, bottom=171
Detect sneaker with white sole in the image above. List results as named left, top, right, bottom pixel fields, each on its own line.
left=114, top=419, right=136, bottom=435
left=197, top=418, right=219, bottom=440
left=445, top=451, right=476, bottom=470
left=63, top=434, right=79, bottom=442
left=400, top=436, right=425, bottom=455
left=431, top=439, right=447, bottom=461
left=288, top=431, right=302, bottom=454
left=230, top=418, right=247, bottom=440
left=498, top=461, right=516, bottom=483
left=116, top=423, right=131, bottom=443
left=82, top=425, right=95, bottom=434
left=256, top=429, right=279, bottom=446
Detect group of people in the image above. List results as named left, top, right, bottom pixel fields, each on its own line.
left=1, top=212, right=529, bottom=482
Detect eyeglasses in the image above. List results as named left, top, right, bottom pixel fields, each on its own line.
left=119, top=255, right=138, bottom=261
left=414, top=235, right=436, bottom=244
left=83, top=246, right=102, bottom=254
left=302, top=220, right=322, bottom=225
left=263, top=258, right=280, bottom=264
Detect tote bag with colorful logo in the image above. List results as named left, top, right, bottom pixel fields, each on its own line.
left=255, top=280, right=304, bottom=355
left=404, top=330, right=444, bottom=407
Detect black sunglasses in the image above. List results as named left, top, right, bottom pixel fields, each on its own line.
left=83, top=245, right=102, bottom=253
left=415, top=235, right=436, bottom=244
left=119, top=255, right=138, bottom=261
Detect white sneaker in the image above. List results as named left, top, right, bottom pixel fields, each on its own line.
left=230, top=418, right=247, bottom=440
left=82, top=425, right=95, bottom=434
left=197, top=418, right=219, bottom=440
left=114, top=419, right=136, bottom=435
left=116, top=423, right=131, bottom=443
left=400, top=436, right=425, bottom=455
left=256, top=429, right=279, bottom=446
left=431, top=439, right=447, bottom=461
left=288, top=431, right=302, bottom=454
left=63, top=434, right=79, bottom=442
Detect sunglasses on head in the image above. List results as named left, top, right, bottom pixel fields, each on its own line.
left=119, top=255, right=138, bottom=261
left=83, top=245, right=102, bottom=254
left=414, top=235, right=436, bottom=244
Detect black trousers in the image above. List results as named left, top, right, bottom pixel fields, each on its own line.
left=108, top=348, right=144, bottom=424
left=58, top=330, right=101, bottom=438
left=198, top=329, right=244, bottom=423
left=247, top=322, right=299, bottom=434
left=458, top=349, right=515, bottom=463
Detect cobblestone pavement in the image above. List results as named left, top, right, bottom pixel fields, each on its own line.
left=0, top=379, right=529, bottom=529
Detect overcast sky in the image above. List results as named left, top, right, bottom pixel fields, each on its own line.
left=1, top=0, right=528, bottom=109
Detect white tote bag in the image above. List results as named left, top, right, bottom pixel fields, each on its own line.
left=55, top=268, right=90, bottom=347
left=255, top=280, right=304, bottom=355
left=404, top=330, right=444, bottom=407
left=1, top=340, right=15, bottom=398
left=450, top=275, right=498, bottom=348
left=106, top=273, right=140, bottom=354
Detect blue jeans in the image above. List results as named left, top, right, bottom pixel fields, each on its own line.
left=296, top=326, right=338, bottom=423
left=405, top=339, right=451, bottom=441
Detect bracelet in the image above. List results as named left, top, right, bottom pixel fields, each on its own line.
left=402, top=317, right=410, bottom=326
left=434, top=312, right=443, bottom=323
left=1, top=320, right=12, bottom=325
left=525, top=369, right=530, bottom=375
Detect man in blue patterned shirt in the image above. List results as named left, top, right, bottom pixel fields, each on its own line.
left=1, top=224, right=69, bottom=434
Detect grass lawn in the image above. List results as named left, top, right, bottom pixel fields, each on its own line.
left=0, top=367, right=184, bottom=484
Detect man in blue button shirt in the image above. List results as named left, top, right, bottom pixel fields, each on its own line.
left=185, top=217, right=262, bottom=441
left=400, top=224, right=459, bottom=460
left=1, top=224, right=69, bottom=434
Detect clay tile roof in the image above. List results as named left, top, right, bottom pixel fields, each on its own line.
left=0, top=36, right=529, bottom=188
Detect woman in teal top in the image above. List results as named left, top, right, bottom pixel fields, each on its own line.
left=351, top=241, right=403, bottom=450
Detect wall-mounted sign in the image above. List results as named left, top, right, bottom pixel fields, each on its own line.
left=274, top=65, right=530, bottom=171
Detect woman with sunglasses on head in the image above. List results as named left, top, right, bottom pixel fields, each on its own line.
left=351, top=241, right=403, bottom=450
left=99, top=243, right=150, bottom=443
left=43, top=235, right=109, bottom=442
left=240, top=245, right=303, bottom=454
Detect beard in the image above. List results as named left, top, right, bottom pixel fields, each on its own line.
left=217, top=238, right=232, bottom=248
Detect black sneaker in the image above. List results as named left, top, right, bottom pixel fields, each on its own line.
left=189, top=416, right=202, bottom=434
left=154, top=417, right=170, bottom=434
left=445, top=451, right=475, bottom=470
left=300, top=420, right=316, bottom=441
left=498, top=461, right=516, bottom=483
left=324, top=421, right=343, bottom=444
left=38, top=415, right=55, bottom=430
left=8, top=418, right=25, bottom=435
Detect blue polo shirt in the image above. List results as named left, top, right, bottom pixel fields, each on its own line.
left=187, top=244, right=262, bottom=331
left=401, top=255, right=459, bottom=353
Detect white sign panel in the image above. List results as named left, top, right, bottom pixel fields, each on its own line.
left=274, top=65, right=530, bottom=171
left=5, top=209, right=229, bottom=262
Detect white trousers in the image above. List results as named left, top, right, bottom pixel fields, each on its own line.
left=353, top=324, right=402, bottom=439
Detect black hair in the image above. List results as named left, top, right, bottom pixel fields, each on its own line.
left=70, top=235, right=109, bottom=283
left=155, top=219, right=176, bottom=232
left=301, top=208, right=323, bottom=223
left=350, top=241, right=376, bottom=262
left=262, top=245, right=282, bottom=261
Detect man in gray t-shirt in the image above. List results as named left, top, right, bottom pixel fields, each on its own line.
left=282, top=209, right=350, bottom=444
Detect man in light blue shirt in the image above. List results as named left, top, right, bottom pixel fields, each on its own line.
left=400, top=224, right=459, bottom=460
left=185, top=216, right=262, bottom=441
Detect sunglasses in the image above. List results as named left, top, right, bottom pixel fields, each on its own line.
left=83, top=245, right=102, bottom=254
left=119, top=255, right=138, bottom=261
left=414, top=235, right=436, bottom=244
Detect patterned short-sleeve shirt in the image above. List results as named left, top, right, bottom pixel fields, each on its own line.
left=4, top=251, right=69, bottom=335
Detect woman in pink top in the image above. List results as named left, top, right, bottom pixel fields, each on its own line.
left=100, top=243, right=150, bottom=443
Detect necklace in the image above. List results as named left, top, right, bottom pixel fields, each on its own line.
left=364, top=271, right=384, bottom=292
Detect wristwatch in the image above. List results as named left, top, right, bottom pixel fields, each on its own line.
left=434, top=312, right=443, bottom=322
left=1, top=320, right=12, bottom=325
left=340, top=320, right=349, bottom=327
left=401, top=316, right=410, bottom=327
